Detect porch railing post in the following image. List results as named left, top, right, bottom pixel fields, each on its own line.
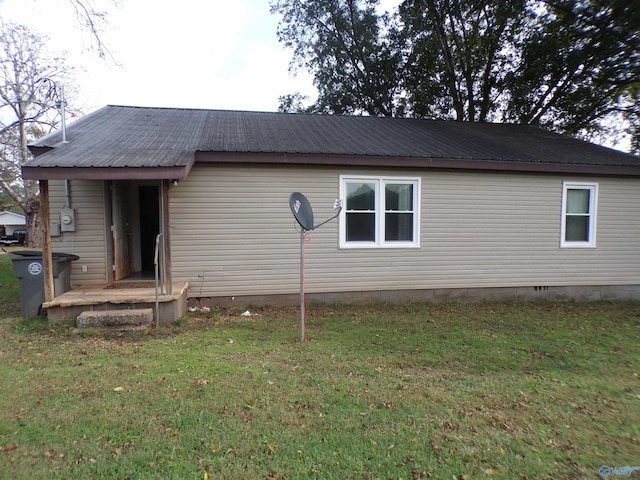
left=154, top=232, right=163, bottom=328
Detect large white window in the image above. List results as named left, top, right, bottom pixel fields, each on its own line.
left=561, top=182, right=598, bottom=247
left=340, top=175, right=420, bottom=248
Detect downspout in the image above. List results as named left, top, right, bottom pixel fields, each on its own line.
left=64, top=179, right=71, bottom=209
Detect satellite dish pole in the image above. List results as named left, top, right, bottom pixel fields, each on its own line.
left=289, top=192, right=342, bottom=342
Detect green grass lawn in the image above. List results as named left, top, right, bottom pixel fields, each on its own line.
left=0, top=254, right=638, bottom=479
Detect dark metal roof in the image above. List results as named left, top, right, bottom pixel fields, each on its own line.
left=23, top=105, right=640, bottom=180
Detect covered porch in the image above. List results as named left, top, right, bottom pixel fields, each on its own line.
left=22, top=116, right=195, bottom=325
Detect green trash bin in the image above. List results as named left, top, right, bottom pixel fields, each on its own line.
left=10, top=251, right=80, bottom=318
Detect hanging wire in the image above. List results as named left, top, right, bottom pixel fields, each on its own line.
left=34, top=78, right=63, bottom=106
left=293, top=220, right=312, bottom=243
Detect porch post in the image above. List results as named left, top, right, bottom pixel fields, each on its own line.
left=39, top=180, right=55, bottom=302
left=162, top=180, right=172, bottom=294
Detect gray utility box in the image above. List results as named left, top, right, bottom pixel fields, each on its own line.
left=10, top=251, right=79, bottom=318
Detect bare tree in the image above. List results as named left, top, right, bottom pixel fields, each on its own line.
left=0, top=23, right=76, bottom=247
left=68, top=0, right=120, bottom=59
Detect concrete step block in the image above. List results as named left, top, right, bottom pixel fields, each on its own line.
left=76, top=308, right=153, bottom=328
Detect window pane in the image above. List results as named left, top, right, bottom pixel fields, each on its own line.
left=385, top=184, right=413, bottom=211
left=567, top=189, right=590, bottom=214
left=341, top=176, right=420, bottom=247
left=565, top=216, right=589, bottom=241
left=346, top=183, right=375, bottom=210
left=346, top=213, right=375, bottom=241
left=385, top=213, right=413, bottom=241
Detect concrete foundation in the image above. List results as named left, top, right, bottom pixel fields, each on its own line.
left=193, top=284, right=640, bottom=307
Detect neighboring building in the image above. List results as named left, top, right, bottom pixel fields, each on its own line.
left=21, top=105, right=640, bottom=319
left=0, top=210, right=26, bottom=236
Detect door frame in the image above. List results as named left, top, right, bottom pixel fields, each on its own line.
left=105, top=179, right=170, bottom=287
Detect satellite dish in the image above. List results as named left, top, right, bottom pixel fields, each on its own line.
left=289, top=192, right=314, bottom=231
left=288, top=192, right=343, bottom=343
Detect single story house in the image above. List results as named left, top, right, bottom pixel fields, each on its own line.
left=0, top=210, right=26, bottom=236
left=22, top=105, right=640, bottom=321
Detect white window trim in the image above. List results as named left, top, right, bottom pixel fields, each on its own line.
left=339, top=175, right=421, bottom=249
left=560, top=181, right=598, bottom=248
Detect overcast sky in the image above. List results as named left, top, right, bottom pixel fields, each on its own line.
left=0, top=0, right=329, bottom=114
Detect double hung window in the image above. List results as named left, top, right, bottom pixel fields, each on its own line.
left=340, top=176, right=420, bottom=248
left=561, top=182, right=598, bottom=247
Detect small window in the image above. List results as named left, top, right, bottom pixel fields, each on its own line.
left=340, top=176, right=420, bottom=248
left=561, top=182, right=598, bottom=247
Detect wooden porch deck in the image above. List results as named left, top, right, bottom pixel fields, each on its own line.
left=42, top=282, right=189, bottom=324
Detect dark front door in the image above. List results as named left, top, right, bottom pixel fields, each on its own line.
left=139, top=186, right=160, bottom=274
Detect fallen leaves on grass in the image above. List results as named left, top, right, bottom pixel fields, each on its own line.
left=442, top=421, right=459, bottom=430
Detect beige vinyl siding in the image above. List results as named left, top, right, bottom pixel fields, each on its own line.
left=48, top=180, right=108, bottom=285
left=170, top=163, right=640, bottom=298
left=169, top=164, right=328, bottom=296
